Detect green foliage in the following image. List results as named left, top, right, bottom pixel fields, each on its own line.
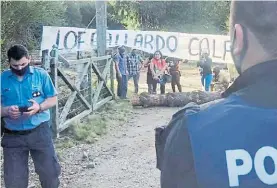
left=1, top=1, right=231, bottom=70
left=64, top=1, right=84, bottom=27
left=1, top=1, right=66, bottom=47
left=108, top=0, right=141, bottom=29
left=1, top=1, right=66, bottom=69
left=108, top=1, right=230, bottom=33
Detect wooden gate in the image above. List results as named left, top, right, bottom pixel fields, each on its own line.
left=43, top=46, right=115, bottom=137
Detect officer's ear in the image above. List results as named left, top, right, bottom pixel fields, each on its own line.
left=26, top=55, right=31, bottom=64
left=232, top=24, right=244, bottom=57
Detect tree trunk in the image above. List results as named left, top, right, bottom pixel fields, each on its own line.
left=131, top=91, right=222, bottom=107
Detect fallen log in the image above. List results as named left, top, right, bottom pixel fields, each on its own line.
left=131, top=91, right=222, bottom=107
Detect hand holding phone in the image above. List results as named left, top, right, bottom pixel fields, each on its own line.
left=19, top=106, right=30, bottom=113
left=7, top=106, right=21, bottom=119
left=22, top=99, right=40, bottom=116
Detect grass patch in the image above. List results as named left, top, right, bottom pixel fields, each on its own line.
left=55, top=99, right=133, bottom=149
left=71, top=115, right=107, bottom=144
left=56, top=139, right=75, bottom=149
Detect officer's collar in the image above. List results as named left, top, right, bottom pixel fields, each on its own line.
left=222, top=59, right=277, bottom=98
left=29, top=65, right=34, bottom=74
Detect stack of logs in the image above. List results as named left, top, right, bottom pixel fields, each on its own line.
left=131, top=91, right=222, bottom=108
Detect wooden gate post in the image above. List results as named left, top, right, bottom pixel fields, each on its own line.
left=41, top=49, right=50, bottom=72
left=110, top=58, right=115, bottom=99
left=49, top=44, right=59, bottom=138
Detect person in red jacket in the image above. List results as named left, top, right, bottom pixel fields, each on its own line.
left=150, top=50, right=168, bottom=94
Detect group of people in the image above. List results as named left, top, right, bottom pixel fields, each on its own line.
left=114, top=46, right=231, bottom=98
left=113, top=47, right=184, bottom=99
left=1, top=1, right=276, bottom=188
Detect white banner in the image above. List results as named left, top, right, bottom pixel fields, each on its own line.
left=41, top=26, right=233, bottom=64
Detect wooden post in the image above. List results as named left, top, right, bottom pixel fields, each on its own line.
left=88, top=61, right=93, bottom=107
left=49, top=45, right=59, bottom=138
left=76, top=51, right=84, bottom=89
left=110, top=58, right=115, bottom=99
left=41, top=49, right=50, bottom=72
left=95, top=0, right=107, bottom=79
left=95, top=0, right=107, bottom=57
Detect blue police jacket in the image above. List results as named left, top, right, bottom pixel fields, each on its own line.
left=157, top=60, right=277, bottom=188
left=1, top=66, right=57, bottom=130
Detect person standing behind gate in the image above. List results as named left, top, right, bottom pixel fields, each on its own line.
left=127, top=49, right=143, bottom=94
left=114, top=46, right=128, bottom=99
left=197, top=52, right=213, bottom=91
left=1, top=44, right=61, bottom=188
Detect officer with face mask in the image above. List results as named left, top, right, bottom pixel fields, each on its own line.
left=157, top=1, right=277, bottom=188
left=1, top=44, right=61, bottom=188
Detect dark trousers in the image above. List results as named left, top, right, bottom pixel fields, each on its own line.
left=116, top=73, right=128, bottom=99
left=128, top=73, right=140, bottom=94
left=153, top=81, right=166, bottom=94
left=148, top=84, right=153, bottom=94
left=1, top=122, right=61, bottom=188
left=147, top=73, right=154, bottom=94
left=171, top=72, right=182, bottom=92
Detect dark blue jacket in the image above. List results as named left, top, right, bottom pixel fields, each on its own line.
left=157, top=60, right=277, bottom=188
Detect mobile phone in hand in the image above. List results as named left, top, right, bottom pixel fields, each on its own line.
left=19, top=106, right=30, bottom=113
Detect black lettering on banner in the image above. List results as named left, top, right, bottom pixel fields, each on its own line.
left=90, top=32, right=96, bottom=47
left=156, top=35, right=165, bottom=51
left=212, top=39, right=222, bottom=59
left=124, top=33, right=128, bottom=45
left=223, top=40, right=231, bottom=60
left=144, top=34, right=154, bottom=50
left=77, top=31, right=86, bottom=49
left=115, top=34, right=120, bottom=46
left=64, top=31, right=77, bottom=49
left=188, top=37, right=199, bottom=56
left=134, top=34, right=143, bottom=47
left=166, top=36, right=178, bottom=52
left=199, top=38, right=210, bottom=57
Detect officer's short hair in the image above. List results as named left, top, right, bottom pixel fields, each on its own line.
left=230, top=1, right=277, bottom=56
left=7, top=44, right=29, bottom=62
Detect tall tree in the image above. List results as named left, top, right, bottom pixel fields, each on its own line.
left=1, top=1, right=66, bottom=68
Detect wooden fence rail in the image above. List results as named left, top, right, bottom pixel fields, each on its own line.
left=41, top=45, right=115, bottom=138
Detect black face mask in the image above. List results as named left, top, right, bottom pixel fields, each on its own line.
left=10, top=64, right=29, bottom=76
left=230, top=25, right=248, bottom=75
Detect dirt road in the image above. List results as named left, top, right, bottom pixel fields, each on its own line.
left=57, top=64, right=200, bottom=187
left=62, top=107, right=179, bottom=188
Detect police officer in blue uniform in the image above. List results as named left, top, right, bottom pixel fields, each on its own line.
left=1, top=45, right=61, bottom=188
left=157, top=1, right=277, bottom=187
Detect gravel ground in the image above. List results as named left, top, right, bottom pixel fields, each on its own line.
left=1, top=107, right=179, bottom=188
left=62, top=107, right=178, bottom=188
